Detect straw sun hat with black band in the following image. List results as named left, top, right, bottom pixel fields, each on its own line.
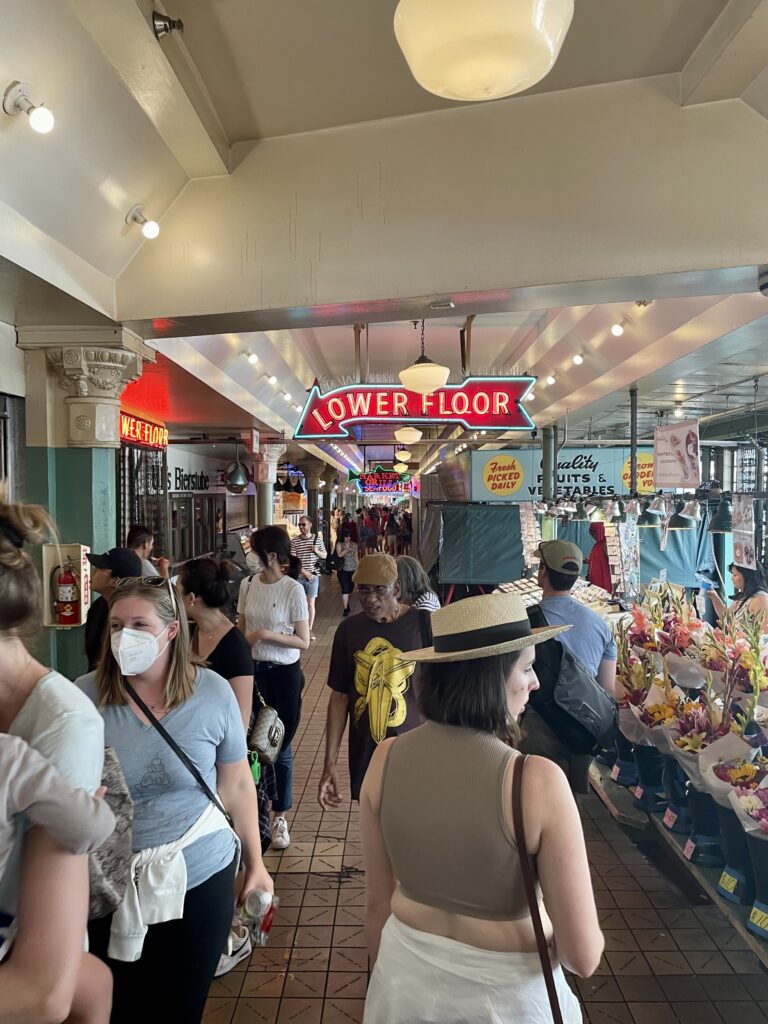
left=400, top=592, right=571, bottom=663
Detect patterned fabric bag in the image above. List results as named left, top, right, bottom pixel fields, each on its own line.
left=88, top=746, right=134, bottom=921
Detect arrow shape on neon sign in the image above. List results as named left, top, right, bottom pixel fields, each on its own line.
left=294, top=377, right=534, bottom=440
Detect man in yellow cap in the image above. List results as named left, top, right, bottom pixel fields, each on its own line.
left=318, top=553, right=432, bottom=808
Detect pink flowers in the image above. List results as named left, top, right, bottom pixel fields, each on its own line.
left=734, top=787, right=768, bottom=834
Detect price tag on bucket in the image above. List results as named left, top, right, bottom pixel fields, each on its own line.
left=634, top=786, right=644, bottom=800
left=718, top=870, right=738, bottom=895
left=610, top=764, right=621, bottom=781
left=683, top=838, right=696, bottom=860
left=663, top=808, right=678, bottom=829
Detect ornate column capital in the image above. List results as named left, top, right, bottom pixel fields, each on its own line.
left=18, top=327, right=154, bottom=449
left=254, top=443, right=286, bottom=485
left=257, top=443, right=287, bottom=465
left=298, top=459, right=325, bottom=491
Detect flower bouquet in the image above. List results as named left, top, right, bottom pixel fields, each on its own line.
left=699, top=733, right=767, bottom=809
left=730, top=783, right=768, bottom=837
left=729, top=780, right=768, bottom=936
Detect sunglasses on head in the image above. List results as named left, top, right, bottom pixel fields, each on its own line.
left=114, top=575, right=178, bottom=612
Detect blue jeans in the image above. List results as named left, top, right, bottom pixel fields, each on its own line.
left=273, top=745, right=294, bottom=814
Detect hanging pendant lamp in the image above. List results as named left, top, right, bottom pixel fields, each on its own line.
left=395, top=449, right=412, bottom=462
left=625, top=497, right=640, bottom=517
left=709, top=498, right=733, bottom=534
left=393, top=462, right=408, bottom=474
left=293, top=475, right=305, bottom=495
left=637, top=500, right=659, bottom=528
left=667, top=500, right=694, bottom=530
left=274, top=474, right=285, bottom=493
left=399, top=319, right=450, bottom=396
left=394, top=0, right=575, bottom=103
left=648, top=491, right=666, bottom=515
left=611, top=500, right=626, bottom=524
left=223, top=443, right=249, bottom=494
left=395, top=425, right=423, bottom=444
left=680, top=498, right=701, bottom=521
left=571, top=501, right=588, bottom=522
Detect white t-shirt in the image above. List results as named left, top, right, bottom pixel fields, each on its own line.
left=0, top=672, right=104, bottom=916
left=237, top=575, right=308, bottom=665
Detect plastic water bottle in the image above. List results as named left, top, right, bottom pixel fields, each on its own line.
left=243, top=889, right=279, bottom=946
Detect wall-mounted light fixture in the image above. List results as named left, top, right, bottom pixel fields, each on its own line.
left=126, top=204, right=160, bottom=239
left=572, top=352, right=584, bottom=366
left=152, top=12, right=184, bottom=39
left=611, top=316, right=632, bottom=337
left=674, top=402, right=685, bottom=419
left=545, top=373, right=556, bottom=386
left=241, top=349, right=259, bottom=365
left=3, top=81, right=54, bottom=133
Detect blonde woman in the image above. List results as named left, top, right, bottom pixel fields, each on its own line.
left=77, top=577, right=272, bottom=1024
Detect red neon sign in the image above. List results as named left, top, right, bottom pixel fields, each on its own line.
left=294, top=377, right=534, bottom=440
left=120, top=413, right=169, bottom=450
left=356, top=468, right=411, bottom=492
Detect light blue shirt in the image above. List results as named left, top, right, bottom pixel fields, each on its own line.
left=76, top=666, right=246, bottom=890
left=539, top=596, right=617, bottom=678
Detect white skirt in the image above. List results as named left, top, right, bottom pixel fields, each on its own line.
left=364, top=915, right=583, bottom=1024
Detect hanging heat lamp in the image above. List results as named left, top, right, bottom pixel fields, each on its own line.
left=393, top=0, right=575, bottom=103
left=293, top=475, right=305, bottom=495
left=223, top=444, right=248, bottom=494
left=637, top=500, right=659, bottom=528
left=399, top=319, right=450, bottom=396
left=274, top=474, right=285, bottom=493
left=709, top=498, right=733, bottom=534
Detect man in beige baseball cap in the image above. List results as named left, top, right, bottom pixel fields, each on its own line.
left=520, top=538, right=617, bottom=793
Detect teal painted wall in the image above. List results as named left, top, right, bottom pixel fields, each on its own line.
left=25, top=446, right=116, bottom=681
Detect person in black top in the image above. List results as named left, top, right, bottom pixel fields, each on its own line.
left=85, top=547, right=142, bottom=670
left=177, top=558, right=254, bottom=734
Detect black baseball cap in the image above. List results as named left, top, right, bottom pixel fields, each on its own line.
left=87, top=547, right=142, bottom=578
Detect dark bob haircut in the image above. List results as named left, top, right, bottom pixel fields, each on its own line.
left=250, top=525, right=301, bottom=579
left=419, top=650, right=522, bottom=745
left=178, top=557, right=237, bottom=609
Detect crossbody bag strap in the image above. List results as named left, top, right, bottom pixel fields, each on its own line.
left=512, top=754, right=564, bottom=1024
left=125, top=681, right=232, bottom=826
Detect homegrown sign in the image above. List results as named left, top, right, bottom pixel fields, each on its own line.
left=294, top=377, right=534, bottom=440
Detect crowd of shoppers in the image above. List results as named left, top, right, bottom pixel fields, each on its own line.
left=0, top=486, right=612, bottom=1023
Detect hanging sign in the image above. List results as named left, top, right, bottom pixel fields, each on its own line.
left=120, top=413, right=168, bottom=450
left=653, top=420, right=701, bottom=488
left=733, top=495, right=757, bottom=570
left=353, top=466, right=412, bottom=493
left=294, top=377, right=534, bottom=439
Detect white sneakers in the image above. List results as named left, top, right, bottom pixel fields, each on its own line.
left=215, top=921, right=252, bottom=976
left=271, top=816, right=291, bottom=850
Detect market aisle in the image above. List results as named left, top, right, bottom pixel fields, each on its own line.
left=205, top=579, right=767, bottom=1024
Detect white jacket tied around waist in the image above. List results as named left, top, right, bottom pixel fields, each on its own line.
left=109, top=801, right=239, bottom=962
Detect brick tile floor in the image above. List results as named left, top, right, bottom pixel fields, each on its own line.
left=205, top=578, right=767, bottom=1023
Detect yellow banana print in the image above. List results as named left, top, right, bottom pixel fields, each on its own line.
left=353, top=637, right=416, bottom=743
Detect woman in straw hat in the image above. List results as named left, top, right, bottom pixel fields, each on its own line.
left=360, top=593, right=603, bottom=1024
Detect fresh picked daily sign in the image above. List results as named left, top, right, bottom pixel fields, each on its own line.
left=293, top=377, right=534, bottom=440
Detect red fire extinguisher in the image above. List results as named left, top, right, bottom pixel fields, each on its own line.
left=51, top=561, right=80, bottom=626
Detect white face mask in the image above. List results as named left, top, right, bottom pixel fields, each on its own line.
left=111, top=625, right=170, bottom=676
left=246, top=552, right=263, bottom=574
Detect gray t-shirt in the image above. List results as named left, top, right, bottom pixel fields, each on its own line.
left=76, top=666, right=246, bottom=890
left=539, top=595, right=617, bottom=678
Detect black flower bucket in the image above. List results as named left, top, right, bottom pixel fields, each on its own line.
left=632, top=745, right=667, bottom=812
left=684, top=786, right=723, bottom=868
left=745, top=833, right=768, bottom=940
left=716, top=805, right=755, bottom=904
left=661, top=756, right=691, bottom=834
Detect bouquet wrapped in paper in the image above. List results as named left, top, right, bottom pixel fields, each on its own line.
left=729, top=779, right=768, bottom=839
left=628, top=680, right=688, bottom=755
left=699, top=733, right=768, bottom=808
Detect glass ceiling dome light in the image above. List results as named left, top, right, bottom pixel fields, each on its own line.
left=393, top=462, right=408, bottom=474
left=395, top=449, right=412, bottom=462
left=393, top=0, right=574, bottom=103
left=395, top=426, right=423, bottom=444
left=399, top=319, right=450, bottom=396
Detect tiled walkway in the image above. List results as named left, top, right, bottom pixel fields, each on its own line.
left=205, top=579, right=768, bottom=1024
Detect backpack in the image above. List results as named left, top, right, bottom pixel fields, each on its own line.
left=525, top=605, right=618, bottom=754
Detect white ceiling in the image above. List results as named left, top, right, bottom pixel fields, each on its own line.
left=170, top=0, right=726, bottom=141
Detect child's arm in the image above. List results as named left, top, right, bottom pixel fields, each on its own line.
left=4, top=735, right=115, bottom=854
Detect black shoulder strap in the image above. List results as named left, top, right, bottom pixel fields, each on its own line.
left=418, top=608, right=433, bottom=649
left=527, top=602, right=548, bottom=630
left=125, top=680, right=232, bottom=825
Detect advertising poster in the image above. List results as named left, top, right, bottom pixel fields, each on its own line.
left=653, top=420, right=701, bottom=488
left=732, top=494, right=757, bottom=570
left=471, top=447, right=654, bottom=502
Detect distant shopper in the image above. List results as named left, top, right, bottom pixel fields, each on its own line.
left=291, top=516, right=327, bottom=641
left=0, top=487, right=111, bottom=1022
left=85, top=547, right=142, bottom=671
left=520, top=541, right=617, bottom=793
left=341, top=513, right=358, bottom=545
left=586, top=522, right=612, bottom=595
left=707, top=562, right=768, bottom=630
left=335, top=530, right=359, bottom=617
left=396, top=556, right=440, bottom=611
left=178, top=558, right=254, bottom=733
left=385, top=511, right=399, bottom=555
left=126, top=524, right=169, bottom=579
left=79, top=576, right=272, bottom=1024
left=238, top=527, right=309, bottom=851
left=397, top=510, right=413, bottom=556
left=318, top=554, right=431, bottom=809
left=360, top=593, right=602, bottom=1022
left=361, top=513, right=378, bottom=555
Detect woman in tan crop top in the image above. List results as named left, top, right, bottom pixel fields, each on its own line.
left=360, top=593, right=604, bottom=1024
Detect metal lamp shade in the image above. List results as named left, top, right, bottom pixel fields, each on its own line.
left=223, top=460, right=248, bottom=494
left=668, top=500, right=694, bottom=530
left=709, top=499, right=733, bottom=534
left=637, top=501, right=659, bottom=527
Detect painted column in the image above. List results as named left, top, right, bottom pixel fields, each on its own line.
left=541, top=426, right=556, bottom=541
left=17, top=326, right=152, bottom=680
left=300, top=461, right=324, bottom=526
left=254, top=444, right=285, bottom=528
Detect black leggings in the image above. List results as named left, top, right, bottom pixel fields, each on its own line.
left=255, top=660, right=304, bottom=812
left=337, top=569, right=355, bottom=595
left=88, top=855, right=237, bottom=1024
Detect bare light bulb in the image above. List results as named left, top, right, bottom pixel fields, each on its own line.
left=572, top=352, right=584, bottom=365
left=246, top=352, right=259, bottom=365
left=282, top=392, right=292, bottom=402
left=267, top=374, right=277, bottom=386
left=28, top=104, right=54, bottom=134
left=546, top=373, right=556, bottom=386
left=141, top=219, right=160, bottom=240
left=674, top=404, right=685, bottom=419
left=611, top=322, right=625, bottom=337
left=126, top=204, right=160, bottom=240
left=526, top=391, right=536, bottom=402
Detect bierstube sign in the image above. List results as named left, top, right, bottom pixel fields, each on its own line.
left=294, top=377, right=534, bottom=440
